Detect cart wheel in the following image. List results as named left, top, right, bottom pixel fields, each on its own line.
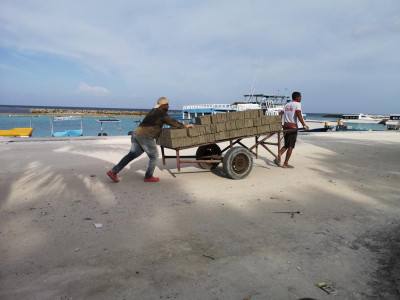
left=98, top=132, right=108, bottom=136
left=223, top=147, right=253, bottom=179
left=196, top=144, right=222, bottom=170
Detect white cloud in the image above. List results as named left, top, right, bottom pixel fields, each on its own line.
left=78, top=82, right=110, bottom=95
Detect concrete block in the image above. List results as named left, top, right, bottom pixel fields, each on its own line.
left=243, top=110, right=258, bottom=119
left=272, top=115, right=282, bottom=123
left=244, top=119, right=253, bottom=128
left=226, top=112, right=235, bottom=120
left=228, top=111, right=244, bottom=120
left=204, top=124, right=212, bottom=134
left=238, top=128, right=247, bottom=136
left=211, top=114, right=221, bottom=124
left=245, top=128, right=252, bottom=136
left=160, top=128, right=187, bottom=139
left=229, top=130, right=241, bottom=138
left=209, top=123, right=217, bottom=133
left=195, top=115, right=211, bottom=125
left=260, top=116, right=269, bottom=125
left=216, top=123, right=226, bottom=132
left=197, top=135, right=206, bottom=144
left=186, top=127, right=200, bottom=137
left=215, top=131, right=227, bottom=141
left=235, top=119, right=245, bottom=129
left=185, top=137, right=200, bottom=147
left=198, top=125, right=207, bottom=135
left=271, top=122, right=282, bottom=132
left=225, top=120, right=237, bottom=130
left=244, top=110, right=252, bottom=119
left=257, top=125, right=271, bottom=134
left=253, top=118, right=262, bottom=126
left=206, top=133, right=216, bottom=143
left=166, top=138, right=181, bottom=148
left=219, top=113, right=228, bottom=122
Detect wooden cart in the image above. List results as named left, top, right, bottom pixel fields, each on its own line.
left=160, top=130, right=286, bottom=179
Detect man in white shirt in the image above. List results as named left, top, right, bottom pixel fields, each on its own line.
left=275, top=91, right=309, bottom=168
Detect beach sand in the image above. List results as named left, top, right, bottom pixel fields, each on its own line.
left=0, top=131, right=399, bottom=299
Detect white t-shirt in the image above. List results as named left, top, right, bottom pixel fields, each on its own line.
left=282, top=101, right=302, bottom=127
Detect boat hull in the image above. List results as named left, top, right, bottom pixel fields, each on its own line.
left=340, top=119, right=382, bottom=124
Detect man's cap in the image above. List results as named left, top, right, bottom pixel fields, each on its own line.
left=154, top=97, right=169, bottom=108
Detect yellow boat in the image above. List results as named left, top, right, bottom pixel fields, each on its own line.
left=0, top=127, right=33, bottom=137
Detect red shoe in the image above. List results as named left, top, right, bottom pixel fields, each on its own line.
left=107, top=171, right=119, bottom=183
left=144, top=176, right=159, bottom=182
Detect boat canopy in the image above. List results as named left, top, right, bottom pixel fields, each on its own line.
left=390, top=114, right=400, bottom=120
left=96, top=119, right=122, bottom=136
left=51, top=116, right=83, bottom=137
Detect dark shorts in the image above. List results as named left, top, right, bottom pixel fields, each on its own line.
left=283, top=127, right=298, bottom=148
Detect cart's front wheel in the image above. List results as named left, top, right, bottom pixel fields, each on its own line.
left=223, top=147, right=253, bottom=179
left=196, top=144, right=222, bottom=169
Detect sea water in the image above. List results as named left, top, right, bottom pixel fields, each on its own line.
left=305, top=113, right=387, bottom=131
left=0, top=110, right=387, bottom=137
left=0, top=115, right=145, bottom=137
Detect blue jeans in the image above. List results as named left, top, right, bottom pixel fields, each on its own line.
left=112, top=133, right=159, bottom=178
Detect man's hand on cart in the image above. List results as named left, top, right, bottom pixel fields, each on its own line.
left=185, top=124, right=194, bottom=128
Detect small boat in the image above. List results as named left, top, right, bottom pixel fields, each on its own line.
left=96, top=119, right=122, bottom=136
left=50, top=116, right=83, bottom=137
left=0, top=117, right=34, bottom=137
left=0, top=127, right=33, bottom=137
left=386, top=114, right=400, bottom=130
left=340, top=113, right=382, bottom=124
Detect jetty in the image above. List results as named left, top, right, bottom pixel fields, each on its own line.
left=30, top=108, right=149, bottom=117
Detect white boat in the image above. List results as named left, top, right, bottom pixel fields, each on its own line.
left=340, top=113, right=382, bottom=124
left=50, top=116, right=83, bottom=137
left=386, top=114, right=400, bottom=130
left=182, top=94, right=289, bottom=118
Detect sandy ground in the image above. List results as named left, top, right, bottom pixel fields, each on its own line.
left=0, top=131, right=399, bottom=300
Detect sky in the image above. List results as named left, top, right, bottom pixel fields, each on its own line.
left=0, top=0, right=399, bottom=114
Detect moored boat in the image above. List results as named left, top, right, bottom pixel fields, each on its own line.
left=50, top=116, right=83, bottom=137
left=340, top=113, right=382, bottom=124
left=386, top=114, right=400, bottom=130
left=0, top=116, right=34, bottom=137
left=182, top=94, right=289, bottom=119
left=0, top=127, right=33, bottom=137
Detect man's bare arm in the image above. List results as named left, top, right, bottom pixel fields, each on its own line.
left=296, top=110, right=309, bottom=130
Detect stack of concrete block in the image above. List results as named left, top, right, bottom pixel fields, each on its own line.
left=157, top=110, right=282, bottom=148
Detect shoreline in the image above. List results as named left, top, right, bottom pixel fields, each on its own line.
left=0, top=109, right=182, bottom=118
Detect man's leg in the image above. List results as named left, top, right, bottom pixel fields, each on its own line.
left=282, top=146, right=294, bottom=168
left=136, top=135, right=159, bottom=180
left=282, top=130, right=297, bottom=168
left=110, top=135, right=144, bottom=175
left=279, top=147, right=287, bottom=157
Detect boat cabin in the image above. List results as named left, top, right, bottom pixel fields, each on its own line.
left=342, top=114, right=362, bottom=120
left=182, top=94, right=290, bottom=119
